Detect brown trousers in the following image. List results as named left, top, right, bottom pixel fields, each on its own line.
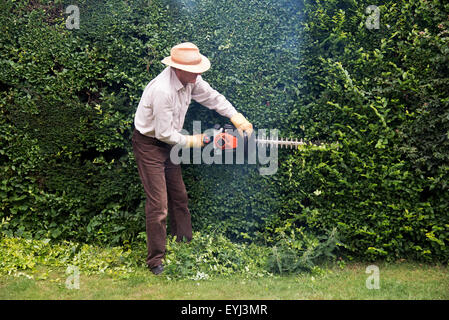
left=132, top=129, right=192, bottom=268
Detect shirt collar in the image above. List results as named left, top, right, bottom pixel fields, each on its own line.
left=170, top=67, right=185, bottom=92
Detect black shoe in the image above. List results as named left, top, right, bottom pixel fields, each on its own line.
left=150, top=264, right=164, bottom=275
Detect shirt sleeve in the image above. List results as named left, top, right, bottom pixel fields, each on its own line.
left=191, top=76, right=238, bottom=119
left=152, top=90, right=188, bottom=146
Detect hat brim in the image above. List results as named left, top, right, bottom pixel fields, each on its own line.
left=161, top=54, right=211, bottom=73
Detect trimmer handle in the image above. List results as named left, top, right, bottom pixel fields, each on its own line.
left=203, top=135, right=211, bottom=145
left=202, top=124, right=250, bottom=150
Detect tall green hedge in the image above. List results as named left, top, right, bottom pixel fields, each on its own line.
left=273, top=0, right=449, bottom=261
left=1, top=0, right=175, bottom=243
left=1, top=0, right=448, bottom=262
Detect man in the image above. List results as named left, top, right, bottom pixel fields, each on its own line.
left=132, top=42, right=253, bottom=275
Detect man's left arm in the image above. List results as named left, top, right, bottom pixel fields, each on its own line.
left=191, top=76, right=253, bottom=136
left=191, top=76, right=237, bottom=118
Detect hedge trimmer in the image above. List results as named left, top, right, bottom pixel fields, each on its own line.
left=203, top=124, right=334, bottom=153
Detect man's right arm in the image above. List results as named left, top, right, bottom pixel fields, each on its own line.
left=152, top=90, right=187, bottom=146
left=152, top=91, right=203, bottom=147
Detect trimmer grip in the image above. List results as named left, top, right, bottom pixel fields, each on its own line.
left=203, top=135, right=211, bottom=145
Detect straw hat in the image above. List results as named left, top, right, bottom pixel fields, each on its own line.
left=161, top=42, right=211, bottom=73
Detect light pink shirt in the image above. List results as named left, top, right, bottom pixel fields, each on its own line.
left=134, top=67, right=237, bottom=145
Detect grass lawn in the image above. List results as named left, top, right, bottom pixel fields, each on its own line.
left=0, top=262, right=448, bottom=300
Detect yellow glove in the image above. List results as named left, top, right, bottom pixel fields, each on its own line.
left=185, top=134, right=205, bottom=148
left=230, top=112, right=253, bottom=137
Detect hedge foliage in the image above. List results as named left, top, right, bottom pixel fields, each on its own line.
left=0, top=233, right=271, bottom=280
left=275, top=0, right=449, bottom=262
left=1, top=0, right=448, bottom=262
left=1, top=0, right=174, bottom=244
